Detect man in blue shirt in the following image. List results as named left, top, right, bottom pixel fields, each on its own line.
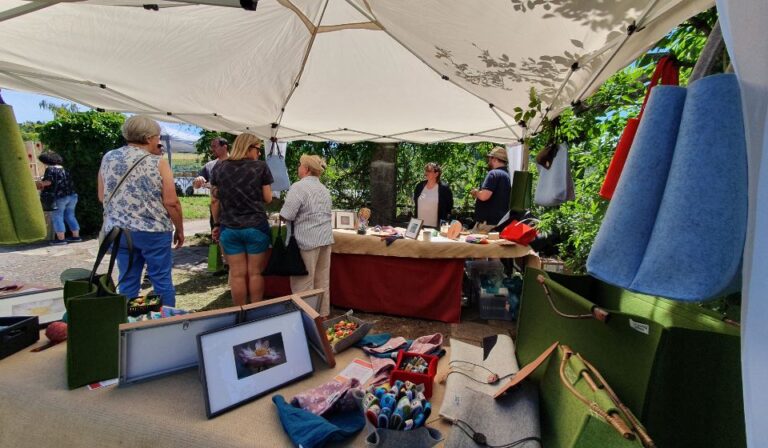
left=471, top=146, right=511, bottom=227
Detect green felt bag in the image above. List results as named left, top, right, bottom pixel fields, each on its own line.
left=64, top=228, right=131, bottom=389
left=540, top=345, right=650, bottom=448
left=509, top=170, right=532, bottom=212
left=517, top=268, right=745, bottom=448
left=207, top=243, right=222, bottom=273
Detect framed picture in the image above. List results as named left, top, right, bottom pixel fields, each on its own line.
left=197, top=306, right=313, bottom=418
left=335, top=210, right=356, bottom=230
left=404, top=217, right=424, bottom=239
left=0, top=288, right=64, bottom=324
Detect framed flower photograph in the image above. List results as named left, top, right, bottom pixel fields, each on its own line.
left=197, top=306, right=313, bottom=418
left=404, top=217, right=424, bottom=239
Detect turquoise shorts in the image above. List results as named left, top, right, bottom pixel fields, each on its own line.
left=220, top=226, right=270, bottom=255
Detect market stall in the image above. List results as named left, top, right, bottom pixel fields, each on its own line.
left=330, top=230, right=533, bottom=323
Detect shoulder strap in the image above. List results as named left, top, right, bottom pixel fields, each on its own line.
left=104, top=153, right=151, bottom=207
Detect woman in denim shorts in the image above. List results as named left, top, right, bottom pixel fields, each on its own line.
left=210, top=133, right=274, bottom=305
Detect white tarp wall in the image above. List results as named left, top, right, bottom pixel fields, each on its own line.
left=0, top=0, right=711, bottom=143
left=716, top=1, right=768, bottom=445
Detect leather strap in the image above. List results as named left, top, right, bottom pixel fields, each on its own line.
left=638, top=56, right=680, bottom=118
left=493, top=341, right=558, bottom=398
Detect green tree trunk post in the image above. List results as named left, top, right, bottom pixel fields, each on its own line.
left=370, top=143, right=396, bottom=225
left=0, top=104, right=46, bottom=244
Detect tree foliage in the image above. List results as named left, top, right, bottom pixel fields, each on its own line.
left=38, top=109, right=125, bottom=235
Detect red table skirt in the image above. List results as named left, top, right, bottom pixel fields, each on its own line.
left=330, top=253, right=463, bottom=323
left=263, top=275, right=292, bottom=298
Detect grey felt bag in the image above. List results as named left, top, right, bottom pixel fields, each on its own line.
left=365, top=426, right=443, bottom=448
left=534, top=143, right=574, bottom=207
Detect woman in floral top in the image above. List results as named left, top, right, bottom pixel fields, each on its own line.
left=98, top=115, right=184, bottom=307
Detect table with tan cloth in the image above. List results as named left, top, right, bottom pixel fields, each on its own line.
left=0, top=332, right=451, bottom=448
left=329, top=231, right=533, bottom=323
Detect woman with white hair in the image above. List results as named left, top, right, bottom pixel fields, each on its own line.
left=98, top=115, right=184, bottom=306
left=210, top=133, right=273, bottom=306
left=280, top=154, right=334, bottom=317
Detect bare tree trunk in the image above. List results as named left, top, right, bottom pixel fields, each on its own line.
left=370, top=143, right=397, bottom=225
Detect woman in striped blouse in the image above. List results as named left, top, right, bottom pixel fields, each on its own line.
left=280, top=155, right=334, bottom=317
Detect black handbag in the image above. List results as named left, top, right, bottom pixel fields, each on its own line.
left=262, top=221, right=308, bottom=276
left=40, top=190, right=57, bottom=211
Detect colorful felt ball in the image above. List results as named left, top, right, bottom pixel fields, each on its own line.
left=45, top=321, right=68, bottom=343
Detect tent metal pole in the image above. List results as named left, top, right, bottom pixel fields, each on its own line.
left=0, top=1, right=60, bottom=23
left=574, top=0, right=662, bottom=103
left=490, top=105, right=521, bottom=140
left=0, top=71, right=100, bottom=111
left=272, top=0, right=330, bottom=132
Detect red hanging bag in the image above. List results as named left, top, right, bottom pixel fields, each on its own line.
left=599, top=56, right=679, bottom=200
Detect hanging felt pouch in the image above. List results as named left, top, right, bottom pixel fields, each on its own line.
left=265, top=139, right=291, bottom=193
left=600, top=56, right=680, bottom=200
left=587, top=85, right=687, bottom=289
left=262, top=221, right=308, bottom=276
left=509, top=170, right=533, bottom=212
left=534, top=143, right=575, bottom=207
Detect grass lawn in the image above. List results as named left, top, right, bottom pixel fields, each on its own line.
left=180, top=195, right=210, bottom=219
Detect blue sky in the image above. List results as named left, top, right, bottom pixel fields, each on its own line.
left=1, top=88, right=201, bottom=139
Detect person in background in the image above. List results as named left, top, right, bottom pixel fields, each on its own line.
left=193, top=137, right=229, bottom=190
left=413, top=162, right=453, bottom=228
left=36, top=151, right=81, bottom=245
left=98, top=115, right=184, bottom=307
left=280, top=155, right=334, bottom=317
left=210, top=133, right=273, bottom=306
left=471, top=146, right=511, bottom=228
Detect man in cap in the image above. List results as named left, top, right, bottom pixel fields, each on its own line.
left=470, top=146, right=511, bottom=227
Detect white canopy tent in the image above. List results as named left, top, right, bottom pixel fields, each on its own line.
left=0, top=0, right=710, bottom=143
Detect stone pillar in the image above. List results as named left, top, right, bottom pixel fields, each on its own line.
left=370, top=143, right=397, bottom=225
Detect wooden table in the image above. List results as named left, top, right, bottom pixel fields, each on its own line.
left=329, top=231, right=533, bottom=323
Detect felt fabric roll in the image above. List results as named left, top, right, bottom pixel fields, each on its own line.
left=587, top=86, right=688, bottom=288
left=0, top=172, right=20, bottom=243
left=0, top=104, right=46, bottom=244
left=630, top=74, right=747, bottom=300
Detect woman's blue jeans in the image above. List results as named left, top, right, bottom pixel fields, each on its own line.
left=116, top=231, right=176, bottom=307
left=51, top=194, right=80, bottom=234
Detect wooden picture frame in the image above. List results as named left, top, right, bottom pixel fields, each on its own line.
left=197, top=304, right=313, bottom=418
left=335, top=210, right=356, bottom=230
left=404, top=217, right=424, bottom=239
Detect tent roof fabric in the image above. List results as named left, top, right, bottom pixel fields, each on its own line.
left=0, top=0, right=712, bottom=143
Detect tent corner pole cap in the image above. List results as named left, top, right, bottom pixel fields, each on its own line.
left=142, top=4, right=159, bottom=11
left=96, top=108, right=105, bottom=112
left=571, top=62, right=580, bottom=71
left=627, top=21, right=637, bottom=35
left=240, top=0, right=258, bottom=11
left=271, top=122, right=278, bottom=129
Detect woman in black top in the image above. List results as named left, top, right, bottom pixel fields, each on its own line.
left=37, top=151, right=81, bottom=245
left=413, top=162, right=453, bottom=228
left=210, top=133, right=274, bottom=306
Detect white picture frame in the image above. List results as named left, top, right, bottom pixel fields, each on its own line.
left=335, top=210, right=356, bottom=230
left=404, top=218, right=424, bottom=239
left=197, top=307, right=313, bottom=418
left=0, top=288, right=64, bottom=324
